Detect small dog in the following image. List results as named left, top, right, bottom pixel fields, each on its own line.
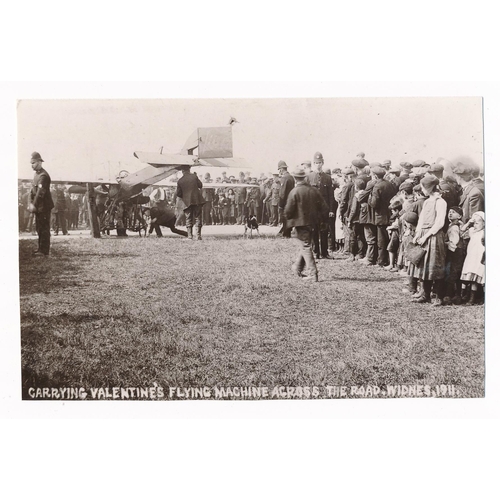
left=244, top=215, right=260, bottom=238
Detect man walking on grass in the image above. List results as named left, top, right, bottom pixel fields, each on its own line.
left=285, top=166, right=329, bottom=282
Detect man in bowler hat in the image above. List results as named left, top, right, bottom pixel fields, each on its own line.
left=29, top=152, right=54, bottom=255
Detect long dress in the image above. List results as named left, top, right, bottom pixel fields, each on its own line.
left=460, top=228, right=485, bottom=284
left=408, top=194, right=447, bottom=281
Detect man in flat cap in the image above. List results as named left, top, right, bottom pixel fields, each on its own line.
left=285, top=166, right=329, bottom=282
left=338, top=167, right=357, bottom=255
left=399, top=162, right=413, bottom=184
left=470, top=164, right=485, bottom=196
left=278, top=161, right=295, bottom=237
left=309, top=151, right=336, bottom=258
left=386, top=166, right=403, bottom=189
left=367, top=165, right=397, bottom=267
left=29, top=152, right=54, bottom=256
left=176, top=165, right=205, bottom=240
left=454, top=163, right=484, bottom=225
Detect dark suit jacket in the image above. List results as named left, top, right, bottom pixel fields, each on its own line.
left=284, top=182, right=329, bottom=227
left=472, top=177, right=485, bottom=196
left=279, top=172, right=295, bottom=209
left=309, top=171, right=335, bottom=212
left=368, top=179, right=396, bottom=226
left=338, top=181, right=355, bottom=219
left=459, top=182, right=484, bottom=223
left=31, top=168, right=54, bottom=213
left=358, top=179, right=376, bottom=225
left=176, top=172, right=205, bottom=208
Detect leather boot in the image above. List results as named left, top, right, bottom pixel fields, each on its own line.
left=186, top=227, right=193, bottom=239
left=466, top=290, right=477, bottom=306
left=196, top=226, right=202, bottom=240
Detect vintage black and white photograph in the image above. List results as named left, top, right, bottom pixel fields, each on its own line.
left=17, top=97, right=485, bottom=401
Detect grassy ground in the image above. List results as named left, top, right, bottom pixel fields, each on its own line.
left=19, top=230, right=484, bottom=399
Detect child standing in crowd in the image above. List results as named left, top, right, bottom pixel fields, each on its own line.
left=220, top=193, right=230, bottom=225
left=384, top=199, right=402, bottom=271
left=441, top=206, right=466, bottom=305
left=346, top=178, right=367, bottom=262
left=460, top=211, right=485, bottom=305
left=400, top=211, right=419, bottom=294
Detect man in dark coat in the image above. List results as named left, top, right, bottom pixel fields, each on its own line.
left=454, top=164, right=484, bottom=224
left=338, top=167, right=356, bottom=255
left=285, top=166, right=329, bottom=282
left=278, top=161, right=295, bottom=237
left=29, top=152, right=54, bottom=256
left=368, top=166, right=397, bottom=267
left=309, top=151, right=336, bottom=258
left=176, top=166, right=205, bottom=240
left=148, top=205, right=188, bottom=238
left=53, top=185, right=68, bottom=235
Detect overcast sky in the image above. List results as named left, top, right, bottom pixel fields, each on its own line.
left=17, top=97, right=483, bottom=182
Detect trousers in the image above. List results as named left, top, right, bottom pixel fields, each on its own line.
left=36, top=211, right=51, bottom=255
left=364, top=224, right=378, bottom=264
left=376, top=225, right=389, bottom=266
left=294, top=226, right=317, bottom=277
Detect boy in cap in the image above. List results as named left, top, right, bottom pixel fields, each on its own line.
left=441, top=206, right=466, bottom=305
left=29, top=152, right=54, bottom=255
left=368, top=165, right=397, bottom=267
left=346, top=178, right=367, bottom=261
left=285, top=166, right=329, bottom=282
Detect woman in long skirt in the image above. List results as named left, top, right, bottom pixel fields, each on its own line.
left=409, top=175, right=447, bottom=304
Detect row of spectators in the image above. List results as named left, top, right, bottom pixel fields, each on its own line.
left=18, top=184, right=88, bottom=234
left=330, top=154, right=485, bottom=306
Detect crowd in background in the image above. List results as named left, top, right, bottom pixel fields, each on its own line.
left=18, top=183, right=88, bottom=235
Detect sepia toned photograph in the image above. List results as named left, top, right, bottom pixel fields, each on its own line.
left=17, top=97, right=485, bottom=401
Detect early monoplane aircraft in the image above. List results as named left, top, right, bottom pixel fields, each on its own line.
left=19, top=125, right=256, bottom=238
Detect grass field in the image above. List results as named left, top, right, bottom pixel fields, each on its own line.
left=19, top=228, right=485, bottom=399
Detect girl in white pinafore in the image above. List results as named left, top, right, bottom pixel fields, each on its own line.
left=460, top=211, right=485, bottom=305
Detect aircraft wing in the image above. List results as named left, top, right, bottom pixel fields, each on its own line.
left=198, top=157, right=251, bottom=170
left=133, top=151, right=198, bottom=168
left=18, top=175, right=117, bottom=185
left=153, top=181, right=256, bottom=188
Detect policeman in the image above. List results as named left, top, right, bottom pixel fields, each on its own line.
left=29, top=152, right=54, bottom=256
left=309, top=152, right=335, bottom=258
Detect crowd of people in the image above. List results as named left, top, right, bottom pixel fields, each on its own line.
left=281, top=152, right=485, bottom=306
left=148, top=170, right=283, bottom=228
left=23, top=150, right=486, bottom=307
left=19, top=182, right=87, bottom=235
